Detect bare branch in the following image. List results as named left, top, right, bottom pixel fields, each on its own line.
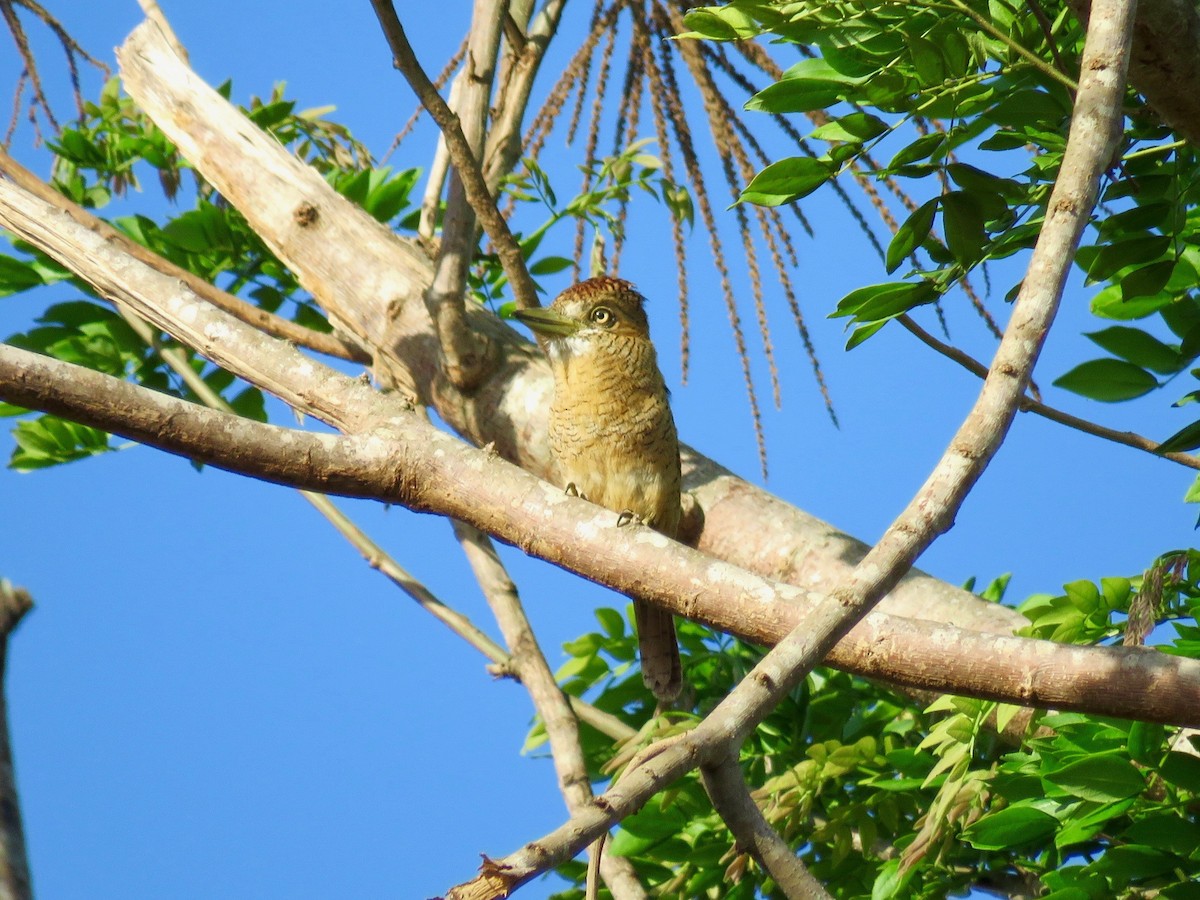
left=700, top=758, right=829, bottom=899
left=368, top=1, right=541, bottom=312
left=0, top=581, right=31, bottom=900
left=483, top=0, right=569, bottom=192
left=422, top=0, right=505, bottom=390
left=0, top=146, right=370, bottom=364
left=116, top=15, right=1033, bottom=648
left=1, top=172, right=1194, bottom=729
left=1070, top=0, right=1200, bottom=146
left=899, top=314, right=1200, bottom=470
left=454, top=522, right=646, bottom=898
left=135, top=0, right=186, bottom=62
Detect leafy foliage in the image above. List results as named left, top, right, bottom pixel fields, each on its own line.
left=683, top=0, right=1200, bottom=462
left=543, top=563, right=1199, bottom=899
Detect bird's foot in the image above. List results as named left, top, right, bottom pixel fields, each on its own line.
left=616, top=509, right=644, bottom=528
left=564, top=482, right=587, bottom=501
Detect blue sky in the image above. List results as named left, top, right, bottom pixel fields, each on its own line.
left=1, top=2, right=1196, bottom=898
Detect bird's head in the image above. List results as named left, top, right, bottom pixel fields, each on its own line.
left=512, top=277, right=651, bottom=359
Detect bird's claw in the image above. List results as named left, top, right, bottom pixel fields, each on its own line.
left=616, top=509, right=643, bottom=528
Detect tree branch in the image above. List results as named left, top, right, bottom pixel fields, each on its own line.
left=453, top=521, right=646, bottom=898
left=114, top=16, right=1030, bottom=651
left=1, top=169, right=1194, bottom=728
left=0, top=333, right=1193, bottom=728
left=444, top=0, right=1138, bottom=889
left=0, top=581, right=31, bottom=900
left=482, top=0, right=569, bottom=192
left=700, top=758, right=829, bottom=899
left=899, top=314, right=1200, bottom=471
left=419, top=0, right=505, bottom=389
left=368, top=1, right=541, bottom=312
left=0, top=146, right=369, bottom=364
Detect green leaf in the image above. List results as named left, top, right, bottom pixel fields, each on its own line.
left=1044, top=753, right=1145, bottom=802
left=1091, top=845, right=1181, bottom=880
left=0, top=256, right=44, bottom=295
left=908, top=36, right=946, bottom=86
left=962, top=804, right=1058, bottom=850
left=1124, top=814, right=1200, bottom=855
left=679, top=6, right=761, bottom=40
left=529, top=256, right=572, bottom=276
left=608, top=804, right=690, bottom=856
left=1054, top=797, right=1136, bottom=848
left=594, top=608, right=625, bottom=640
left=1156, top=420, right=1200, bottom=454
left=810, top=112, right=888, bottom=143
left=941, top=191, right=986, bottom=266
left=1160, top=750, right=1200, bottom=792
left=1053, top=359, right=1159, bottom=402
left=10, top=416, right=112, bottom=471
left=833, top=281, right=937, bottom=323
left=746, top=79, right=842, bottom=114
left=887, top=133, right=945, bottom=170
left=886, top=197, right=938, bottom=274
left=985, top=89, right=1069, bottom=127
left=1121, top=259, right=1178, bottom=301
left=1091, top=282, right=1174, bottom=320
left=1085, top=326, right=1183, bottom=374
left=871, top=858, right=915, bottom=899
left=1184, top=472, right=1200, bottom=502
left=1081, top=235, right=1171, bottom=282
left=846, top=319, right=888, bottom=349
left=740, top=157, right=832, bottom=206
left=947, top=163, right=1021, bottom=199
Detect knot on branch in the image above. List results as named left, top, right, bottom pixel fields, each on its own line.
left=292, top=201, right=319, bottom=227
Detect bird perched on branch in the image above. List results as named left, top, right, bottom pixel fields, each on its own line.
left=514, top=276, right=683, bottom=703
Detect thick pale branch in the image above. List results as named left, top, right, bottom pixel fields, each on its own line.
left=114, top=18, right=1026, bottom=649
left=0, top=146, right=369, bottom=364
left=482, top=0, right=569, bottom=192
left=1071, top=0, right=1200, bottom=146
left=420, top=0, right=505, bottom=389
left=0, top=340, right=1194, bottom=730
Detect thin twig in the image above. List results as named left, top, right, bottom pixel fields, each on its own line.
left=0, top=0, right=57, bottom=131
left=370, top=1, right=541, bottom=311
left=453, top=522, right=646, bottom=899
left=0, top=579, right=32, bottom=900
left=898, top=314, right=1200, bottom=470
left=700, top=758, right=830, bottom=899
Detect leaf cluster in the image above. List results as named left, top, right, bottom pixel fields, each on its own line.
left=544, top=552, right=1199, bottom=898
left=685, top=0, right=1200, bottom=467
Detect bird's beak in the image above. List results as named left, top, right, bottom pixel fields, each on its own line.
left=512, top=307, right=580, bottom=338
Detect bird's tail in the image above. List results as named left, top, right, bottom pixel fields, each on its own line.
left=634, top=599, right=682, bottom=703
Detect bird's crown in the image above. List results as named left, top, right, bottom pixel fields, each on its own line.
left=551, top=276, right=651, bottom=339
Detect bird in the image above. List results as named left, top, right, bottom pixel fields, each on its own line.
left=513, top=276, right=683, bottom=703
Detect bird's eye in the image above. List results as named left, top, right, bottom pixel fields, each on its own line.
left=591, top=306, right=615, bottom=327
